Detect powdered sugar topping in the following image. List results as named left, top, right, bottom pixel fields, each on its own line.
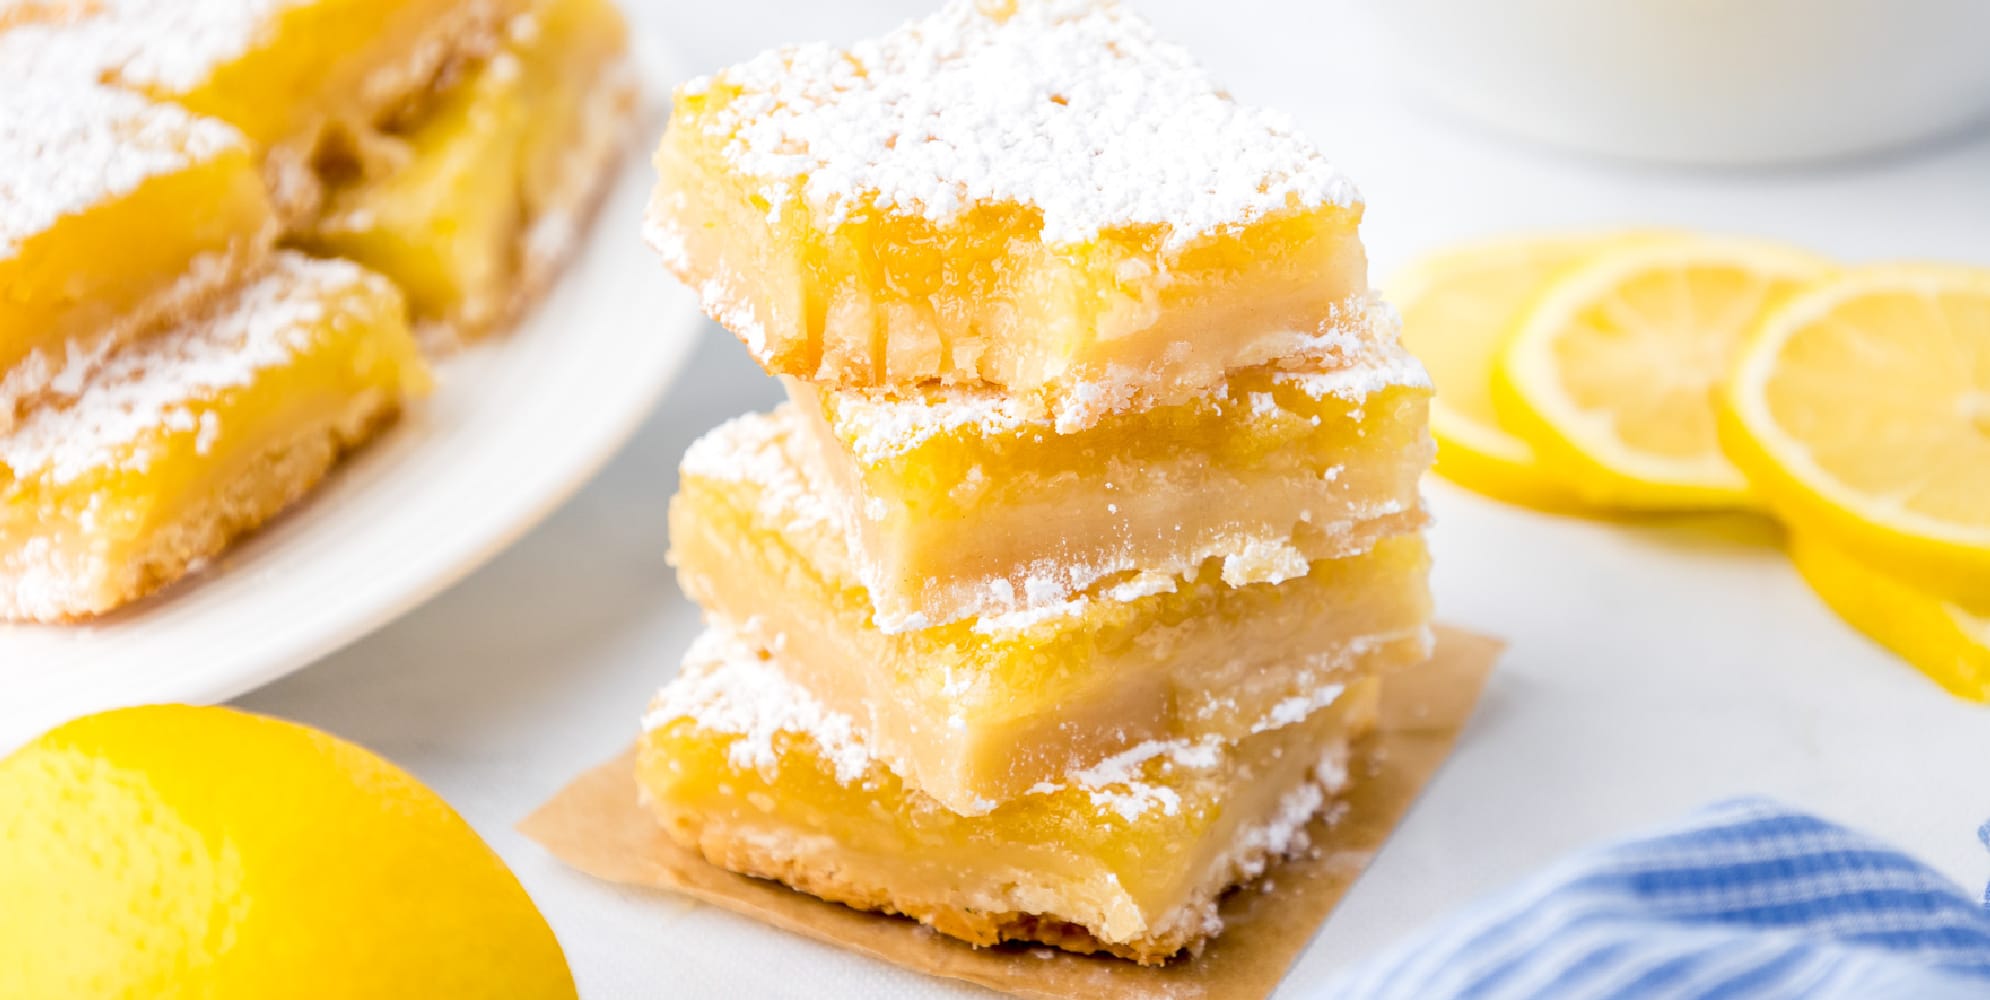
left=818, top=309, right=1427, bottom=461
left=645, top=625, right=875, bottom=784
left=0, top=253, right=389, bottom=483
left=107, top=0, right=306, bottom=92
left=0, top=80, right=245, bottom=258
left=679, top=406, right=845, bottom=540
left=687, top=0, right=1358, bottom=248
left=0, top=0, right=305, bottom=93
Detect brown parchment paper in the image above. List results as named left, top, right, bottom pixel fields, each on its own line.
left=521, top=625, right=1502, bottom=1000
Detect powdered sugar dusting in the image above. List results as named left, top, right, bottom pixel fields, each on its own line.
left=1045, top=737, right=1224, bottom=821
left=108, top=0, right=301, bottom=92
left=1025, top=681, right=1346, bottom=822
left=0, top=79, right=245, bottom=258
left=824, top=384, right=1048, bottom=464
left=0, top=0, right=304, bottom=94
left=819, top=301, right=1422, bottom=461
left=646, top=624, right=875, bottom=784
left=0, top=253, right=388, bottom=483
left=679, top=405, right=845, bottom=541
left=688, top=0, right=1358, bottom=249
left=1255, top=682, right=1348, bottom=734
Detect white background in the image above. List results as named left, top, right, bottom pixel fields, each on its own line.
left=238, top=2, right=1990, bottom=996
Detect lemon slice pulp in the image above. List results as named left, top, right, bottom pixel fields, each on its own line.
left=1495, top=236, right=1830, bottom=509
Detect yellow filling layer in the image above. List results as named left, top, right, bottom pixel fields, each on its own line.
left=303, top=0, right=629, bottom=333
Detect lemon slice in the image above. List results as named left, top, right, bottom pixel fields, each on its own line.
left=1790, top=532, right=1990, bottom=702
left=1391, top=233, right=1615, bottom=510
left=1721, top=265, right=1990, bottom=603
left=1493, top=236, right=1831, bottom=509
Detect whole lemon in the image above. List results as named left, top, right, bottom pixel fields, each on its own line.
left=0, top=705, right=576, bottom=1000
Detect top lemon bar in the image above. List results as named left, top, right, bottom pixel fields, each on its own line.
left=648, top=0, right=1368, bottom=424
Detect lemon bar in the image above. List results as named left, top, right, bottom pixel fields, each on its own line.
left=5, top=0, right=524, bottom=221
left=0, top=252, right=430, bottom=622
left=647, top=0, right=1368, bottom=426
left=669, top=407, right=1432, bottom=812
left=0, top=82, right=275, bottom=423
left=788, top=329, right=1433, bottom=632
left=640, top=625, right=1378, bottom=964
left=304, top=0, right=634, bottom=338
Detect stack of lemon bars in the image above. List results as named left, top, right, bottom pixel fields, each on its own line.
left=0, top=0, right=631, bottom=621
left=637, top=0, right=1436, bottom=965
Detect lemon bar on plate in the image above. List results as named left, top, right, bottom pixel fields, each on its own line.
left=786, top=323, right=1433, bottom=632
left=1, top=0, right=526, bottom=222
left=303, top=0, right=635, bottom=339
left=639, top=624, right=1379, bottom=964
left=0, top=82, right=275, bottom=420
left=0, top=252, right=429, bottom=622
left=668, top=406, right=1431, bottom=812
left=647, top=0, right=1368, bottom=426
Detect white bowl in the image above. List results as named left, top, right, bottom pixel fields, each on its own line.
left=1359, top=0, right=1990, bottom=165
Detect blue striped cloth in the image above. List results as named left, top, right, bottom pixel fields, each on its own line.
left=1319, top=799, right=1990, bottom=999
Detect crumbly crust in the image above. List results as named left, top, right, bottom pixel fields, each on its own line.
left=0, top=393, right=401, bottom=622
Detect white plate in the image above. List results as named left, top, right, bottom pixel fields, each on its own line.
left=0, top=50, right=701, bottom=750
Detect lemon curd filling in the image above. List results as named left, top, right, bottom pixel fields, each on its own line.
left=639, top=625, right=1379, bottom=964
left=303, top=0, right=633, bottom=337
left=645, top=0, right=1371, bottom=428
left=0, top=83, right=276, bottom=421
left=668, top=406, right=1432, bottom=813
left=0, top=252, right=430, bottom=622
left=788, top=328, right=1433, bottom=631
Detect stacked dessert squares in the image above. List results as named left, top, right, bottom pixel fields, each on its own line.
left=0, top=0, right=633, bottom=621
left=640, top=0, right=1436, bottom=964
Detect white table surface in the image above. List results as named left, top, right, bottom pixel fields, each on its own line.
left=237, top=2, right=1990, bottom=996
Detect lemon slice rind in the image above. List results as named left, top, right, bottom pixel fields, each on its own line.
left=1391, top=232, right=1635, bottom=512
left=1721, top=264, right=1990, bottom=603
left=1790, top=531, right=1990, bottom=702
